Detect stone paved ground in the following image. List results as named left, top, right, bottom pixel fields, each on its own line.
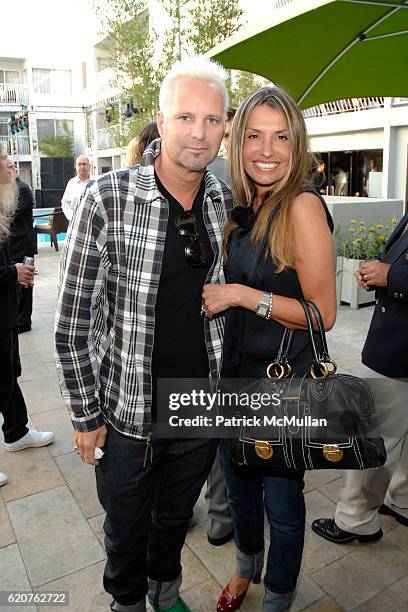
left=1, top=246, right=407, bottom=612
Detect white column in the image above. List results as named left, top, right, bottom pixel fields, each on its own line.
left=26, top=60, right=41, bottom=194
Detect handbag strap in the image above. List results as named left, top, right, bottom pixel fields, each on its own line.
left=266, top=299, right=335, bottom=380
left=298, top=299, right=336, bottom=378
left=304, top=300, right=331, bottom=363
left=266, top=328, right=294, bottom=379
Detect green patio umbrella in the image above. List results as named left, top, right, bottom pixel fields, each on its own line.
left=210, top=0, right=408, bottom=108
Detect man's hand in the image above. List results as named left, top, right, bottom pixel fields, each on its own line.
left=73, top=425, right=107, bottom=466
left=355, top=260, right=390, bottom=289
left=15, top=264, right=36, bottom=287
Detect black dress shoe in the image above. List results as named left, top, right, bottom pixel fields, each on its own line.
left=18, top=324, right=31, bottom=333
left=312, top=518, right=383, bottom=544
left=207, top=529, right=234, bottom=546
left=379, top=504, right=408, bottom=526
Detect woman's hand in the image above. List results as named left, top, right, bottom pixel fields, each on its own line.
left=202, top=283, right=242, bottom=318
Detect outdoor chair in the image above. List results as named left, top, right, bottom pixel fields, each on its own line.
left=34, top=207, right=69, bottom=252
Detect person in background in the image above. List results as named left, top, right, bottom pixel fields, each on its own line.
left=364, top=157, right=379, bottom=196
left=311, top=159, right=327, bottom=194
left=61, top=155, right=93, bottom=221
left=312, top=210, right=408, bottom=544
left=208, top=106, right=236, bottom=184
left=333, top=164, right=348, bottom=196
left=202, top=86, right=336, bottom=611
left=126, top=122, right=160, bottom=167
left=0, top=145, right=54, bottom=488
left=8, top=162, right=37, bottom=333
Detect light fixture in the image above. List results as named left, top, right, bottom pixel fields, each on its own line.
left=123, top=103, right=132, bottom=118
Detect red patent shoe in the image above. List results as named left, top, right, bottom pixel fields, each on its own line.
left=216, top=572, right=261, bottom=612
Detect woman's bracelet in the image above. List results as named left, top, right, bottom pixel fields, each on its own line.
left=266, top=292, right=273, bottom=320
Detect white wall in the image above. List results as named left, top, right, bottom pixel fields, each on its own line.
left=309, top=129, right=384, bottom=153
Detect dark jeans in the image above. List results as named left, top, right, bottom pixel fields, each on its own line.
left=220, top=439, right=305, bottom=594
left=0, top=326, right=29, bottom=443
left=95, top=425, right=217, bottom=606
left=16, top=284, right=33, bottom=330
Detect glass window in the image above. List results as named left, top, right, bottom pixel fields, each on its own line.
left=4, top=70, right=20, bottom=84
left=52, top=69, right=72, bottom=95
left=33, top=69, right=51, bottom=94
left=36, top=119, right=55, bottom=139
left=96, top=57, right=112, bottom=72
left=37, top=119, right=74, bottom=139
left=0, top=69, right=20, bottom=84
left=55, top=119, right=73, bottom=136
left=0, top=122, right=9, bottom=136
left=33, top=68, right=72, bottom=95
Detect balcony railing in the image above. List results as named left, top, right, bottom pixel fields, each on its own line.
left=0, top=135, right=31, bottom=155
left=0, top=83, right=29, bottom=105
left=96, top=126, right=120, bottom=150
left=302, top=97, right=385, bottom=118
left=392, top=97, right=408, bottom=106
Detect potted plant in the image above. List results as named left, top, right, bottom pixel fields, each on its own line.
left=336, top=217, right=398, bottom=309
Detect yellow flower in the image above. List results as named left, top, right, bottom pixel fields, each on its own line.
left=359, top=220, right=365, bottom=225
left=349, top=227, right=355, bottom=233
left=349, top=219, right=357, bottom=224
left=379, top=235, right=385, bottom=241
left=368, top=227, right=375, bottom=232
left=377, top=224, right=384, bottom=229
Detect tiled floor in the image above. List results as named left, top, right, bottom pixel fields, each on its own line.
left=1, top=246, right=407, bottom=611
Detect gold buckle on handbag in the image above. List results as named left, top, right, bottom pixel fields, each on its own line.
left=255, top=441, right=273, bottom=460
left=323, top=444, right=343, bottom=462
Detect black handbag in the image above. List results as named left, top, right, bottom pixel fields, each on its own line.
left=230, top=300, right=386, bottom=470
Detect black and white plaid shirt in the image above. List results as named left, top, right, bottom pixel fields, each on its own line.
left=55, top=139, right=233, bottom=439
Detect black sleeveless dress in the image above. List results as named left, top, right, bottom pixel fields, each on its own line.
left=222, top=188, right=333, bottom=379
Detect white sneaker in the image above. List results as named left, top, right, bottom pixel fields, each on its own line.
left=0, top=472, right=7, bottom=486
left=5, top=429, right=55, bottom=452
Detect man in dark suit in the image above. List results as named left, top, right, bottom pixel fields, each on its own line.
left=312, top=211, right=408, bottom=543
left=8, top=163, right=37, bottom=333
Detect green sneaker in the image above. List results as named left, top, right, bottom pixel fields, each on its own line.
left=152, top=596, right=191, bottom=612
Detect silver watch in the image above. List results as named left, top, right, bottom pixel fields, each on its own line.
left=256, top=292, right=271, bottom=318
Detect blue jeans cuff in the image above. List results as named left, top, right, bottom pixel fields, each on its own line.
left=235, top=546, right=264, bottom=579
left=263, top=587, right=293, bottom=611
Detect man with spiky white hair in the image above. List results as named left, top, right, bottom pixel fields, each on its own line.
left=55, top=57, right=232, bottom=612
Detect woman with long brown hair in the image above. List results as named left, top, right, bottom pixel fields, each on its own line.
left=202, top=87, right=336, bottom=611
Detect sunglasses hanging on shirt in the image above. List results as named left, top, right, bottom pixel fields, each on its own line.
left=174, top=211, right=209, bottom=268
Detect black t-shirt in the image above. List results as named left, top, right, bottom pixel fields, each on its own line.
left=152, top=173, right=214, bottom=406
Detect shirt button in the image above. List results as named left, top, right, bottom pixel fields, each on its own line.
left=394, top=292, right=399, bottom=298
left=380, top=306, right=386, bottom=313
left=400, top=293, right=404, bottom=298
left=405, top=253, right=408, bottom=260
